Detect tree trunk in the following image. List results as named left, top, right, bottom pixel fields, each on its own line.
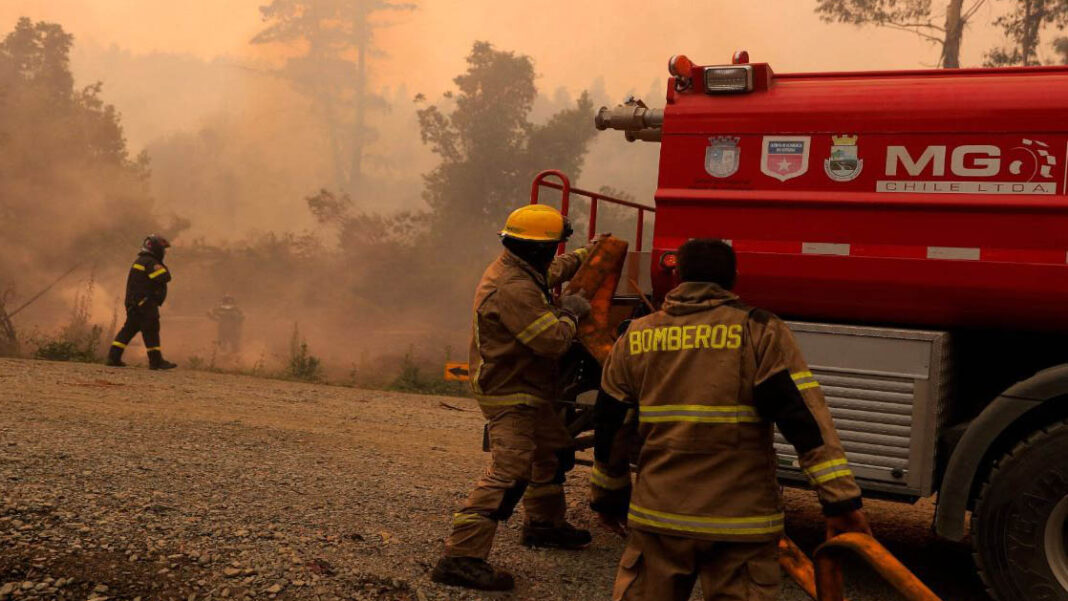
left=0, top=295, right=18, bottom=355
left=349, top=3, right=369, bottom=194
left=942, top=0, right=965, bottom=68
left=320, top=81, right=347, bottom=191
left=1021, top=0, right=1043, bottom=66
left=306, top=5, right=347, bottom=192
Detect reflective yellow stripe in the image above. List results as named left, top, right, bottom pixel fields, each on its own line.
left=111, top=341, right=126, bottom=349
left=640, top=415, right=763, bottom=424
left=516, top=311, right=559, bottom=344
left=804, top=458, right=853, bottom=485
left=575, top=247, right=589, bottom=260
left=639, top=404, right=761, bottom=424
left=146, top=346, right=161, bottom=352
left=626, top=514, right=784, bottom=536
left=792, top=370, right=820, bottom=391
left=812, top=469, right=854, bottom=484
left=131, top=263, right=146, bottom=271
left=591, top=465, right=630, bottom=490
left=559, top=315, right=576, bottom=331
left=525, top=484, right=563, bottom=499
left=642, top=404, right=757, bottom=413
left=807, top=458, right=848, bottom=473
left=474, top=393, right=547, bottom=407
left=626, top=514, right=785, bottom=535
left=628, top=504, right=784, bottom=535
left=632, top=504, right=783, bottom=524
left=452, top=512, right=485, bottom=526
left=148, top=268, right=167, bottom=279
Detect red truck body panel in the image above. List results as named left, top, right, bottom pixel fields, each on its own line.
left=652, top=63, right=1068, bottom=331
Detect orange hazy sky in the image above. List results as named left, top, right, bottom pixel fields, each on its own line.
left=2, top=0, right=1011, bottom=99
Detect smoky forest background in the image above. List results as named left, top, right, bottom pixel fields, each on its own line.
left=1, top=0, right=1066, bottom=391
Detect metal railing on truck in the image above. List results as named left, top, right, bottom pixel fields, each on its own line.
left=529, top=169, right=654, bottom=254
left=441, top=169, right=654, bottom=385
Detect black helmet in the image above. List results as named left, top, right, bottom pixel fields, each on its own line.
left=141, top=234, right=171, bottom=260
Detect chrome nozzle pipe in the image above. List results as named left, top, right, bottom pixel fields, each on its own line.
left=595, top=103, right=664, bottom=132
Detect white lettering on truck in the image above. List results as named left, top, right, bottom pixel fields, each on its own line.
left=951, top=145, right=1001, bottom=176
left=886, top=146, right=946, bottom=176
left=885, top=145, right=1001, bottom=177
left=879, top=142, right=1058, bottom=195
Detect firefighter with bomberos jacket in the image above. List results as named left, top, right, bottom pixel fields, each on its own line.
left=591, top=238, right=871, bottom=601
left=106, top=235, right=177, bottom=370
left=431, top=204, right=601, bottom=591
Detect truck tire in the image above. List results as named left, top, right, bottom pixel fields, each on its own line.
left=972, top=419, right=1068, bottom=601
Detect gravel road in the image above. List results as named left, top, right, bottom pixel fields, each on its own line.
left=0, top=358, right=988, bottom=600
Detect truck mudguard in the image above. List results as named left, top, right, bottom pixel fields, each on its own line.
left=934, top=364, right=1068, bottom=540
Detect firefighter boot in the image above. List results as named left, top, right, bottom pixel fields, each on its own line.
left=105, top=345, right=126, bottom=367
left=430, top=557, right=514, bottom=591
left=520, top=521, right=592, bottom=550
left=148, top=350, right=177, bottom=371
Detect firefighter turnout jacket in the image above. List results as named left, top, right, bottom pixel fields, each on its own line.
left=125, top=251, right=171, bottom=309
left=468, top=247, right=588, bottom=408
left=443, top=244, right=592, bottom=560
left=593, top=281, right=862, bottom=542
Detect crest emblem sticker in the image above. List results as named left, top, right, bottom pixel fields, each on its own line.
left=704, top=136, right=741, bottom=178
left=761, top=136, right=811, bottom=181
left=825, top=135, right=863, bottom=181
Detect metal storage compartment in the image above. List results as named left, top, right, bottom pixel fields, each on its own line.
left=774, top=321, right=951, bottom=497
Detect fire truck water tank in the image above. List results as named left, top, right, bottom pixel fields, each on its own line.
left=650, top=62, right=1068, bottom=331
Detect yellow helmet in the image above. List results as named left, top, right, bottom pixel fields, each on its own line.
left=500, top=205, right=572, bottom=242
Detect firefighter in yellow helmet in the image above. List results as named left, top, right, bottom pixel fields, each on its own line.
left=431, top=205, right=598, bottom=591
left=592, top=239, right=871, bottom=601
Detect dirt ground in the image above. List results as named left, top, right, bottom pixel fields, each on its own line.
left=0, top=358, right=989, bottom=601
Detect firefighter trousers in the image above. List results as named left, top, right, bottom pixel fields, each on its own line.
left=444, top=402, right=574, bottom=559
left=613, top=530, right=781, bottom=601
left=111, top=304, right=162, bottom=355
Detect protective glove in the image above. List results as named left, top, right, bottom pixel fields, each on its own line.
left=559, top=294, right=592, bottom=320
left=825, top=508, right=872, bottom=539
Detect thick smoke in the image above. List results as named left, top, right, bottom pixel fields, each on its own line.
left=0, top=15, right=658, bottom=384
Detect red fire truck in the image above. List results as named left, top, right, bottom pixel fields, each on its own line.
left=574, top=53, right=1068, bottom=601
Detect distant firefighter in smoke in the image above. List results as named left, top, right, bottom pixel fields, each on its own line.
left=106, top=235, right=177, bottom=370
left=207, top=294, right=244, bottom=353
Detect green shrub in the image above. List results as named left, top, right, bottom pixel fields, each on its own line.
left=33, top=325, right=102, bottom=363
left=286, top=324, right=322, bottom=381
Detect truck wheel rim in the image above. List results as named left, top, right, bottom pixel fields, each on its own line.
left=1047, top=495, right=1068, bottom=592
